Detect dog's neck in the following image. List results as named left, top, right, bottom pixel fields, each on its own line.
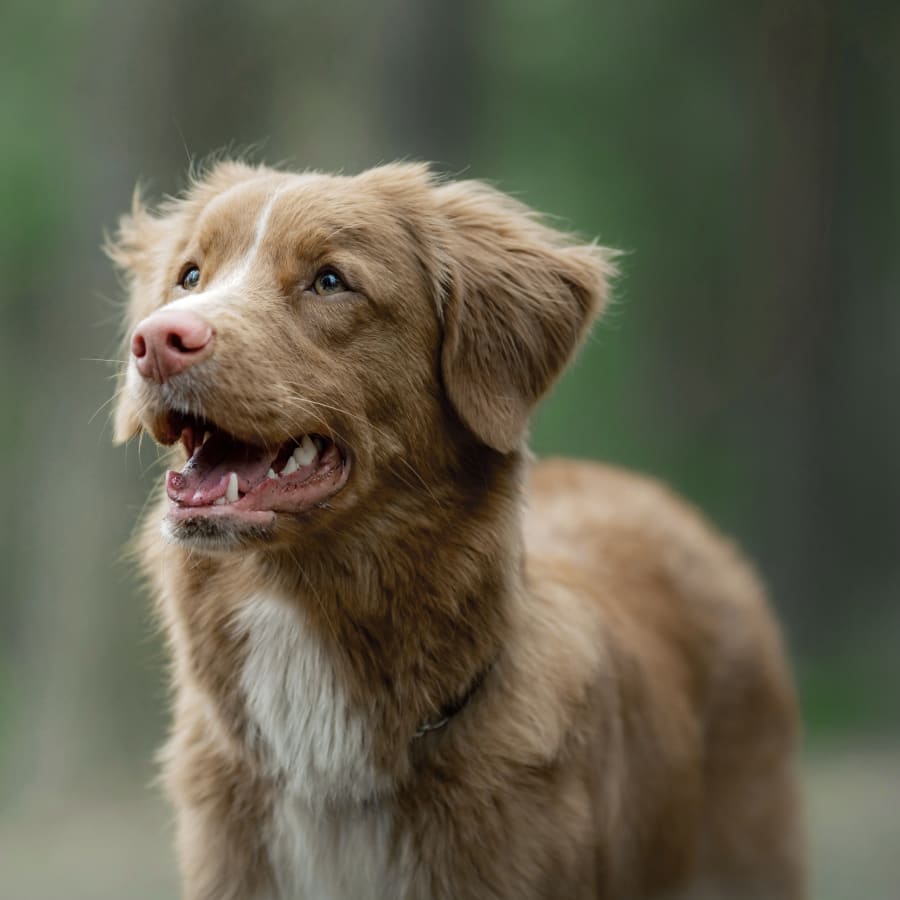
left=264, top=447, right=523, bottom=731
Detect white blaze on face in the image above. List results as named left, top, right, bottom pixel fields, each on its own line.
left=162, top=185, right=289, bottom=321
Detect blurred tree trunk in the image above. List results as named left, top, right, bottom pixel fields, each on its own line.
left=746, top=0, right=837, bottom=646
left=750, top=0, right=900, bottom=654
left=376, top=0, right=476, bottom=169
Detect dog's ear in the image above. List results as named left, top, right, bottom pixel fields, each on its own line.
left=105, top=161, right=259, bottom=443
left=434, top=180, right=615, bottom=453
left=104, top=188, right=168, bottom=285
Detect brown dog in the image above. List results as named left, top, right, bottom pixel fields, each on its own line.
left=108, top=161, right=805, bottom=899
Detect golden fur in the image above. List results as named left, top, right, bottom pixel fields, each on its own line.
left=109, top=161, right=805, bottom=899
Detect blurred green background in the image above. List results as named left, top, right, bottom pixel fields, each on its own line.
left=1, top=0, right=898, bottom=897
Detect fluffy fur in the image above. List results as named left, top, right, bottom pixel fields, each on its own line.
left=108, top=161, right=805, bottom=899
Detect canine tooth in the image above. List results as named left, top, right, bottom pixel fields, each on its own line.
left=213, top=496, right=227, bottom=506
left=267, top=468, right=278, bottom=480
left=226, top=472, right=239, bottom=503
left=281, top=456, right=299, bottom=476
left=293, top=435, right=317, bottom=467
left=203, top=430, right=212, bottom=445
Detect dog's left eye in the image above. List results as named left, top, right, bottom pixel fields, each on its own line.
left=313, top=269, right=346, bottom=295
left=180, top=265, right=201, bottom=290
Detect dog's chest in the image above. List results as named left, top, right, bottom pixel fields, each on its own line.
left=235, top=593, right=387, bottom=800
left=236, top=595, right=408, bottom=898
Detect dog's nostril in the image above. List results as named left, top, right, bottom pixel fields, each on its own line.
left=131, top=333, right=148, bottom=359
left=167, top=333, right=188, bottom=353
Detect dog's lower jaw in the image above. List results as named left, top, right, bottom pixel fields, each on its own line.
left=161, top=511, right=277, bottom=550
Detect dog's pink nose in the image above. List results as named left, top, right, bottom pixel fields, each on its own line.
left=131, top=310, right=215, bottom=383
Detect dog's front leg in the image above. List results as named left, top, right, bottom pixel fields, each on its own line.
left=175, top=797, right=275, bottom=900
left=162, top=723, right=275, bottom=900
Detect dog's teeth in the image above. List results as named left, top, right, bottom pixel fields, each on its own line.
left=226, top=472, right=239, bottom=503
left=281, top=456, right=299, bottom=476
left=293, top=435, right=317, bottom=467
left=213, top=496, right=227, bottom=506
left=267, top=468, right=278, bottom=480
left=203, top=430, right=212, bottom=445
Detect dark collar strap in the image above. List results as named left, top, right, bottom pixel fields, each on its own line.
left=413, top=658, right=495, bottom=739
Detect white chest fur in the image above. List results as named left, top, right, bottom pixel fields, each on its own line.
left=235, top=595, right=408, bottom=899
left=235, top=593, right=387, bottom=802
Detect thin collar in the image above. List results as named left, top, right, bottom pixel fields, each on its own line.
left=413, top=658, right=495, bottom=740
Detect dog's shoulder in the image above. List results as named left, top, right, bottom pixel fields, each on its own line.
left=523, top=456, right=797, bottom=756
left=524, top=457, right=772, bottom=627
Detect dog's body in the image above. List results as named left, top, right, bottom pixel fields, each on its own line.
left=110, top=162, right=804, bottom=899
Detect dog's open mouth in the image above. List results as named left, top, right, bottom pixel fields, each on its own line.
left=161, top=412, right=349, bottom=523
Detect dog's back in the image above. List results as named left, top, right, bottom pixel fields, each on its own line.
left=526, top=459, right=805, bottom=898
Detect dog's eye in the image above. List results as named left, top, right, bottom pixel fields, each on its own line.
left=180, top=265, right=201, bottom=290
left=313, top=269, right=346, bottom=295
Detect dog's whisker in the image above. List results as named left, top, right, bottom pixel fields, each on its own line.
left=230, top=394, right=278, bottom=455
left=277, top=397, right=352, bottom=447
left=277, top=393, right=438, bottom=504
left=139, top=446, right=173, bottom=481
left=281, top=386, right=443, bottom=508
left=88, top=390, right=123, bottom=426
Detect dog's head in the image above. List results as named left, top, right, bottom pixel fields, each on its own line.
left=108, top=162, right=613, bottom=549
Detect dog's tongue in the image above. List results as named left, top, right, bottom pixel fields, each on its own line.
left=167, top=431, right=273, bottom=506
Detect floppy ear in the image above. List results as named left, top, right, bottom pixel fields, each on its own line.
left=435, top=180, right=615, bottom=453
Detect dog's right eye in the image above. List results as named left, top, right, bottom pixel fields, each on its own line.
left=180, top=265, right=201, bottom=290
left=313, top=268, right=346, bottom=296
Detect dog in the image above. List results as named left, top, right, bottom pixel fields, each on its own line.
left=108, top=161, right=805, bottom=900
